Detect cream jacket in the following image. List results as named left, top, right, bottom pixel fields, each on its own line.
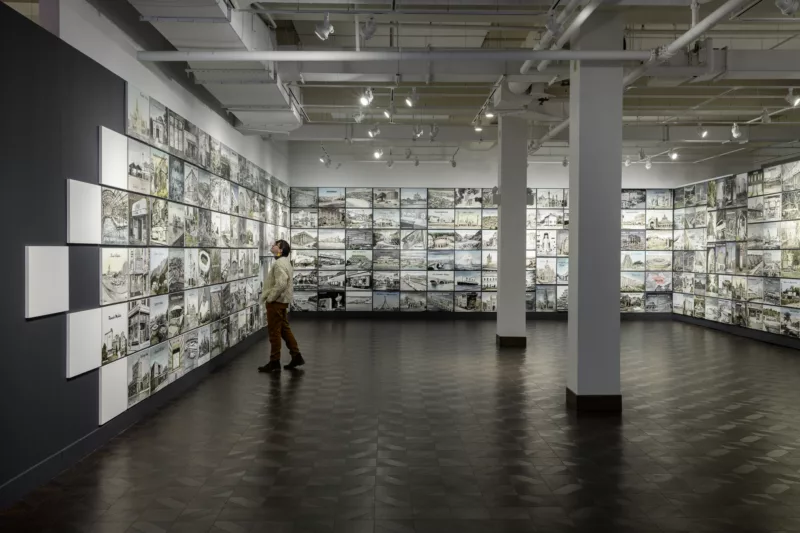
left=261, top=256, right=293, bottom=305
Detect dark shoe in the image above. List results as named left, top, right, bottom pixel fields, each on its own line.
left=284, top=353, right=305, bottom=369
left=258, top=361, right=281, bottom=373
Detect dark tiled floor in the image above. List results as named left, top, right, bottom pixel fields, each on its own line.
left=4, top=320, right=800, bottom=532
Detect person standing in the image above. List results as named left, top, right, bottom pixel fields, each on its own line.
left=259, top=240, right=304, bottom=373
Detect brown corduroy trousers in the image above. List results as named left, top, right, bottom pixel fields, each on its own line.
left=266, top=302, right=301, bottom=361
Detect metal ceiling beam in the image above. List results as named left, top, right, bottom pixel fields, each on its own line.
left=137, top=49, right=653, bottom=62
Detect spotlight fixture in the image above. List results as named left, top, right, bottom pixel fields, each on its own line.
left=361, top=16, right=377, bottom=40
left=697, top=124, right=708, bottom=139
left=412, top=124, right=424, bottom=139
left=669, top=149, right=678, bottom=161
left=383, top=102, right=395, bottom=120
left=405, top=88, right=419, bottom=107
left=787, top=88, right=800, bottom=107
left=638, top=148, right=646, bottom=161
left=450, top=158, right=457, bottom=168
left=404, top=148, right=412, bottom=160
left=731, top=122, right=742, bottom=139
left=367, top=125, right=380, bottom=138
left=373, top=148, right=384, bottom=159
left=776, top=0, right=800, bottom=16
left=353, top=111, right=365, bottom=123
left=624, top=155, right=631, bottom=167
left=414, top=158, right=420, bottom=167
left=429, top=123, right=439, bottom=141
left=762, top=108, right=773, bottom=123
left=484, top=105, right=495, bottom=119
left=359, top=88, right=374, bottom=107
left=561, top=156, right=568, bottom=168
left=645, top=158, right=652, bottom=170
left=314, top=12, right=334, bottom=41
left=387, top=158, right=394, bottom=168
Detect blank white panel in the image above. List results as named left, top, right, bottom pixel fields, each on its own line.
left=25, top=246, right=69, bottom=319
left=100, top=126, right=127, bottom=189
left=99, top=358, right=127, bottom=425
left=67, top=180, right=102, bottom=244
left=67, top=308, right=102, bottom=378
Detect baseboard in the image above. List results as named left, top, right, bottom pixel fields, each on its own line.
left=0, top=329, right=266, bottom=510
left=290, top=311, right=571, bottom=320
left=288, top=312, right=670, bottom=321
left=673, top=314, right=800, bottom=350
left=622, top=312, right=672, bottom=321
left=566, top=387, right=622, bottom=413
left=496, top=335, right=527, bottom=347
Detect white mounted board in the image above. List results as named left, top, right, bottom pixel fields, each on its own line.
left=67, top=308, right=101, bottom=378
left=99, top=357, right=127, bottom=425
left=99, top=126, right=127, bottom=189
left=67, top=180, right=101, bottom=244
left=25, top=246, right=69, bottom=319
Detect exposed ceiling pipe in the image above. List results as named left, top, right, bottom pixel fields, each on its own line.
left=244, top=8, right=550, bottom=17
left=536, top=0, right=604, bottom=72
left=531, top=0, right=752, bottom=152
left=621, top=0, right=751, bottom=87
left=509, top=0, right=582, bottom=94
left=138, top=49, right=652, bottom=62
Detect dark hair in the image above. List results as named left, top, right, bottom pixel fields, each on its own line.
left=275, top=239, right=291, bottom=257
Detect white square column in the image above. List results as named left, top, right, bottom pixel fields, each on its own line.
left=496, top=115, right=528, bottom=346
left=567, top=12, right=624, bottom=411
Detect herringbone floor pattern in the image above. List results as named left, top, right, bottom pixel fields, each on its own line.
left=3, top=321, right=800, bottom=532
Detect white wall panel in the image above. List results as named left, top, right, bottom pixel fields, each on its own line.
left=99, top=358, right=127, bottom=425
left=67, top=308, right=102, bottom=378
left=67, top=179, right=102, bottom=244
left=99, top=126, right=127, bottom=189
left=25, top=246, right=69, bottom=319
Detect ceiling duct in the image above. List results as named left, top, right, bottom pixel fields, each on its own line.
left=128, top=0, right=302, bottom=134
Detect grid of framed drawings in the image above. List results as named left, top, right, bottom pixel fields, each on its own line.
left=620, top=189, right=675, bottom=313
left=672, top=160, right=800, bottom=338
left=289, top=187, right=500, bottom=312
left=288, top=186, right=673, bottom=313
left=96, top=83, right=291, bottom=413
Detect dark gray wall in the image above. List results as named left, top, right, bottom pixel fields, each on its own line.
left=0, top=7, right=266, bottom=508
left=0, top=3, right=124, bottom=501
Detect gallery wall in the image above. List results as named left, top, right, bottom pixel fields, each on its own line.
left=287, top=186, right=675, bottom=313
left=0, top=5, right=281, bottom=508
left=0, top=2, right=123, bottom=502
left=672, top=161, right=800, bottom=342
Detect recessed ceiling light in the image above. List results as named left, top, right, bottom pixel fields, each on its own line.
left=697, top=124, right=708, bottom=139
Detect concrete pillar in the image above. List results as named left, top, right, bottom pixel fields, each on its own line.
left=567, top=12, right=624, bottom=411
left=496, top=115, right=528, bottom=346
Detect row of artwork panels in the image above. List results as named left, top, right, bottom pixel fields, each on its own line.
left=126, top=85, right=289, bottom=204
left=672, top=274, right=800, bottom=304
left=288, top=290, right=672, bottom=313
left=101, top=247, right=262, bottom=306
left=101, top=283, right=262, bottom=366
left=672, top=162, right=800, bottom=210
left=101, top=190, right=266, bottom=249
left=293, top=187, right=676, bottom=210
